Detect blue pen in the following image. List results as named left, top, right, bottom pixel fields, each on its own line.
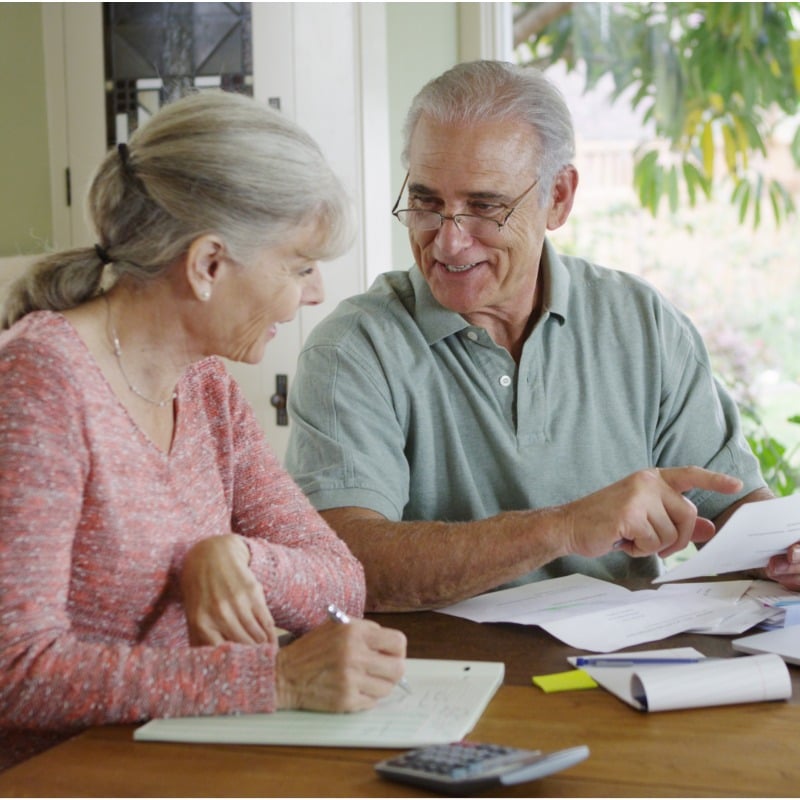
left=326, top=604, right=412, bottom=694
left=575, top=656, right=712, bottom=667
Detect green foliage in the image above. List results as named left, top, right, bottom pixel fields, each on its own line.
left=515, top=2, right=800, bottom=226
left=741, top=407, right=800, bottom=496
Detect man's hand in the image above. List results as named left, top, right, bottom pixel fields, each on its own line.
left=563, top=467, right=743, bottom=559
left=276, top=618, right=407, bottom=712
left=180, top=534, right=277, bottom=647
left=765, top=542, right=800, bottom=591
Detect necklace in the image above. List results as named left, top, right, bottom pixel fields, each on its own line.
left=105, top=295, right=177, bottom=408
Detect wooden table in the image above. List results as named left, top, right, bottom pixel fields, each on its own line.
left=1, top=610, right=798, bottom=797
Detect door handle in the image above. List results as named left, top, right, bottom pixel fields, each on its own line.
left=269, top=374, right=288, bottom=426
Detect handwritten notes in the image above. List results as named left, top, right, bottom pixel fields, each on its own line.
left=134, top=659, right=504, bottom=748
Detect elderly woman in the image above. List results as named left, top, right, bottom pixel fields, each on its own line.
left=0, top=91, right=405, bottom=771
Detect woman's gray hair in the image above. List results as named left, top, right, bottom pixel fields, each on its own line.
left=401, top=60, right=575, bottom=205
left=3, top=91, right=354, bottom=328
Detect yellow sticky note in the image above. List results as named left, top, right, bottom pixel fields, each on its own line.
left=532, top=669, right=599, bottom=693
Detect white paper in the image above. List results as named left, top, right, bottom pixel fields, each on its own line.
left=568, top=649, right=792, bottom=711
left=655, top=493, right=800, bottom=583
left=630, top=654, right=791, bottom=711
left=733, top=627, right=800, bottom=665
left=540, top=594, right=731, bottom=652
left=654, top=582, right=775, bottom=633
left=134, top=659, right=504, bottom=748
left=438, top=573, right=632, bottom=625
left=438, top=574, right=768, bottom=651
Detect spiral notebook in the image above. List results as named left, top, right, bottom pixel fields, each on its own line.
left=134, top=658, right=504, bottom=748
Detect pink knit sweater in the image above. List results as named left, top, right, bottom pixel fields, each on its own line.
left=0, top=312, right=365, bottom=770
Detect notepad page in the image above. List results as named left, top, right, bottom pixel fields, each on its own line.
left=134, top=659, right=505, bottom=748
left=629, top=654, right=791, bottom=712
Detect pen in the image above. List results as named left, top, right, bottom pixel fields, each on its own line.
left=326, top=603, right=412, bottom=694
left=575, top=657, right=712, bottom=667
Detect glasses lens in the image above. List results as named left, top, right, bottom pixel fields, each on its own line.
left=457, top=216, right=502, bottom=238
left=395, top=210, right=441, bottom=231
left=396, top=210, right=503, bottom=237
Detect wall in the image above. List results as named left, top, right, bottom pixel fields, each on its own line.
left=386, top=3, right=459, bottom=273
left=0, top=2, right=462, bottom=266
left=0, top=3, right=51, bottom=256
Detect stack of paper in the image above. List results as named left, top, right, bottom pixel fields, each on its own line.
left=439, top=574, right=774, bottom=652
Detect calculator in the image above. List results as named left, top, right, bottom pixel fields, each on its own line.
left=374, top=741, right=590, bottom=795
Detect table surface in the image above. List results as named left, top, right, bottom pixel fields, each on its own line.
left=1, top=605, right=798, bottom=797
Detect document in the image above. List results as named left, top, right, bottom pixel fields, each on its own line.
left=655, top=492, right=800, bottom=583
left=439, top=574, right=634, bottom=625
left=733, top=627, right=800, bottom=665
left=540, top=594, right=732, bottom=651
left=438, top=574, right=771, bottom=652
left=567, top=648, right=792, bottom=712
left=134, top=659, right=504, bottom=748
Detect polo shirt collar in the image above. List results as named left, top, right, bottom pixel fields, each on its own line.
left=409, top=266, right=468, bottom=344
left=540, top=238, right=570, bottom=324
left=409, top=237, right=571, bottom=345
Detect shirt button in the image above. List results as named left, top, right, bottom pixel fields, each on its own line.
left=499, top=375, right=512, bottom=387
left=466, top=331, right=479, bottom=341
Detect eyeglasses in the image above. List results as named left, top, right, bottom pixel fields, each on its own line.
left=391, top=172, right=540, bottom=238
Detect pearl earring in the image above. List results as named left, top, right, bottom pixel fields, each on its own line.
left=200, top=289, right=211, bottom=301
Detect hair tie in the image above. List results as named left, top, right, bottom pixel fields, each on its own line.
left=118, top=142, right=130, bottom=165
left=94, top=244, right=112, bottom=265
left=117, top=142, right=136, bottom=181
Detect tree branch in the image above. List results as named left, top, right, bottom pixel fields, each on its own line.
left=513, top=2, right=574, bottom=46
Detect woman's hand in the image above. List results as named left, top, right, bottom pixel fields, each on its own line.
left=180, top=534, right=277, bottom=647
left=275, top=618, right=407, bottom=712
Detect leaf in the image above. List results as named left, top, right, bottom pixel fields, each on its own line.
left=700, top=122, right=715, bottom=177
left=736, top=180, right=751, bottom=225
left=721, top=123, right=738, bottom=172
left=667, top=164, right=679, bottom=213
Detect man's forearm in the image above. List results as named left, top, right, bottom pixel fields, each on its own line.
left=320, top=507, right=568, bottom=612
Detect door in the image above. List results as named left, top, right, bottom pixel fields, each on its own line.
left=41, top=2, right=391, bottom=462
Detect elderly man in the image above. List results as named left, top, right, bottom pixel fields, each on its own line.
left=286, top=60, right=793, bottom=611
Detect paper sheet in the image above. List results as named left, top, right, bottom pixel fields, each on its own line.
left=655, top=492, right=800, bottom=583
left=733, top=627, right=800, bottom=665
left=567, top=649, right=792, bottom=711
left=539, top=594, right=731, bottom=652
left=134, top=659, right=504, bottom=748
left=438, top=574, right=768, bottom=652
left=438, top=574, right=634, bottom=625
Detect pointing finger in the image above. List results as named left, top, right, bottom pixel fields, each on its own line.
left=658, top=466, right=743, bottom=496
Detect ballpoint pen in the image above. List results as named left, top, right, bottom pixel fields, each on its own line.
left=327, top=603, right=412, bottom=694
left=575, top=656, right=715, bottom=667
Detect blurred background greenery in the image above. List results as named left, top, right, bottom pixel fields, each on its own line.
left=513, top=2, right=800, bottom=496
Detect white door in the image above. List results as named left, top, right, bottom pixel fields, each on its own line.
left=40, top=2, right=391, bottom=462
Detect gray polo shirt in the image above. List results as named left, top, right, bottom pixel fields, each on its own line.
left=286, top=239, right=765, bottom=585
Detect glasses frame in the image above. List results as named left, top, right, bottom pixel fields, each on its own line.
left=391, top=172, right=540, bottom=235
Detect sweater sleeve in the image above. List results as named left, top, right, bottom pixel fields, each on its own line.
left=222, top=371, right=366, bottom=631
left=0, top=338, right=277, bottom=735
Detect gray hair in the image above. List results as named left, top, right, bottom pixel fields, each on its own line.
left=3, top=91, right=354, bottom=328
left=401, top=60, right=575, bottom=204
